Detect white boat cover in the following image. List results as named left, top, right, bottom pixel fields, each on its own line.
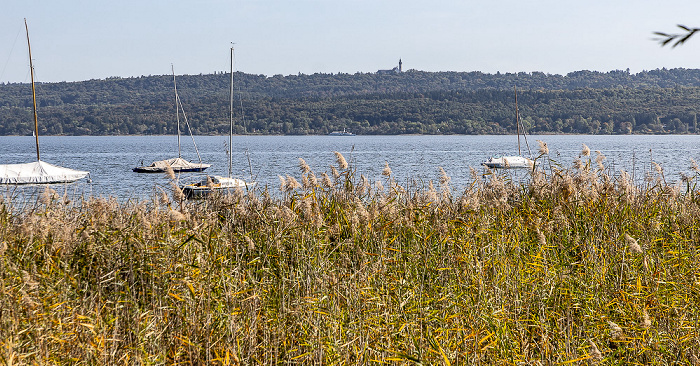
left=134, top=157, right=211, bottom=172
left=482, top=156, right=536, bottom=169
left=0, top=160, right=89, bottom=184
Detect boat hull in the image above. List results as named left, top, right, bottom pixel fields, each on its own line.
left=132, top=166, right=209, bottom=173
left=329, top=132, right=355, bottom=136
left=132, top=157, right=211, bottom=173
left=481, top=156, right=536, bottom=169
left=181, top=176, right=255, bottom=199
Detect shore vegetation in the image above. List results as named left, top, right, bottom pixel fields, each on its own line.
left=1, top=147, right=699, bottom=364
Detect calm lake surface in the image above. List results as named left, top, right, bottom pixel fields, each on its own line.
left=1, top=134, right=699, bottom=201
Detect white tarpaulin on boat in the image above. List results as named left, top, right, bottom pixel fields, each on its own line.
left=133, top=157, right=211, bottom=172
left=0, top=161, right=89, bottom=184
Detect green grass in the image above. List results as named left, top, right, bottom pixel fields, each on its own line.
left=1, top=150, right=699, bottom=364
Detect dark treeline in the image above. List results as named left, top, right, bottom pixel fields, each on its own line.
left=1, top=68, right=700, bottom=135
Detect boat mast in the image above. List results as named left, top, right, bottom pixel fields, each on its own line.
left=25, top=19, right=40, bottom=161
left=229, top=45, right=234, bottom=178
left=172, top=65, right=181, bottom=158
left=514, top=85, right=521, bottom=156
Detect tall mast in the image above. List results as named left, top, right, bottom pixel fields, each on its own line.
left=229, top=45, right=234, bottom=178
left=25, top=19, right=40, bottom=161
left=514, top=85, right=521, bottom=156
left=172, top=65, right=181, bottom=158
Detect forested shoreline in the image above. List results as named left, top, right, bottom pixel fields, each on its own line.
left=1, top=68, right=700, bottom=135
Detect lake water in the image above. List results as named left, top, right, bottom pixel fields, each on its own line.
left=1, top=134, right=699, bottom=201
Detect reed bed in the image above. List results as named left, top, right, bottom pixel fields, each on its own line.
left=1, top=147, right=699, bottom=365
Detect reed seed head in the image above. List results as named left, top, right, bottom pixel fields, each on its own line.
left=595, top=152, right=606, bottom=170
left=285, top=175, right=301, bottom=192
left=298, top=158, right=311, bottom=174
left=165, top=165, right=176, bottom=180
left=359, top=174, right=370, bottom=194
left=170, top=182, right=185, bottom=201
left=438, top=167, right=450, bottom=185
left=427, top=181, right=438, bottom=202
left=582, top=144, right=591, bottom=157
left=537, top=228, right=546, bottom=246
left=588, top=340, right=603, bottom=363
left=168, top=209, right=186, bottom=222
left=469, top=166, right=479, bottom=181
left=245, top=235, right=255, bottom=251
left=278, top=175, right=287, bottom=192
left=375, top=180, right=384, bottom=194
left=624, top=233, right=643, bottom=253
left=308, top=172, right=318, bottom=187
left=321, top=172, right=333, bottom=188
left=642, top=309, right=651, bottom=328
left=608, top=321, right=623, bottom=340
left=40, top=187, right=57, bottom=205
left=537, top=140, right=549, bottom=155
left=382, top=162, right=392, bottom=177
left=333, top=151, right=348, bottom=170
left=159, top=191, right=170, bottom=205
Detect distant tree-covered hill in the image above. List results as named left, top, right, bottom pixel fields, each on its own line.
left=1, top=68, right=700, bottom=135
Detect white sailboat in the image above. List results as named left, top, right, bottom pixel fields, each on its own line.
left=329, top=128, right=355, bottom=136
left=133, top=66, right=211, bottom=173
left=0, top=19, right=89, bottom=185
left=482, top=86, right=536, bottom=169
left=181, top=46, right=255, bottom=198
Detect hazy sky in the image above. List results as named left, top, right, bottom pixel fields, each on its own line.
left=2, top=0, right=700, bottom=83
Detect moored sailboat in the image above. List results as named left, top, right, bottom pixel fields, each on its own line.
left=133, top=66, right=210, bottom=173
left=181, top=45, right=255, bottom=198
left=0, top=19, right=89, bottom=185
left=329, top=128, right=355, bottom=136
left=482, top=86, right=536, bottom=169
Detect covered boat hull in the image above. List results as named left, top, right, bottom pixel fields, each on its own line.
left=482, top=156, right=536, bottom=169
left=133, top=166, right=209, bottom=173
left=0, top=161, right=89, bottom=184
left=133, top=157, right=210, bottom=173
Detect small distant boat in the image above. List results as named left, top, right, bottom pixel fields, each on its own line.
left=329, top=128, right=355, bottom=136
left=181, top=45, right=255, bottom=198
left=0, top=19, right=89, bottom=185
left=133, top=66, right=210, bottom=174
left=482, top=86, right=536, bottom=169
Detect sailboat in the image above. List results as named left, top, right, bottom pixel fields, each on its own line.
left=132, top=66, right=211, bottom=173
left=0, top=19, right=89, bottom=185
left=181, top=46, right=255, bottom=199
left=481, top=86, right=536, bottom=169
left=329, top=128, right=355, bottom=136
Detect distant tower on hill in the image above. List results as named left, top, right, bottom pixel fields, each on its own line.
left=377, top=59, right=403, bottom=74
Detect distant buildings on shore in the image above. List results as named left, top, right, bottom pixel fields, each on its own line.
left=377, top=59, right=402, bottom=74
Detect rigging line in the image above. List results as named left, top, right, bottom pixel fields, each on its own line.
left=237, top=83, right=246, bottom=133
left=176, top=93, right=204, bottom=164
left=230, top=46, right=252, bottom=165
left=0, top=25, right=23, bottom=82
left=519, top=108, right=534, bottom=158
